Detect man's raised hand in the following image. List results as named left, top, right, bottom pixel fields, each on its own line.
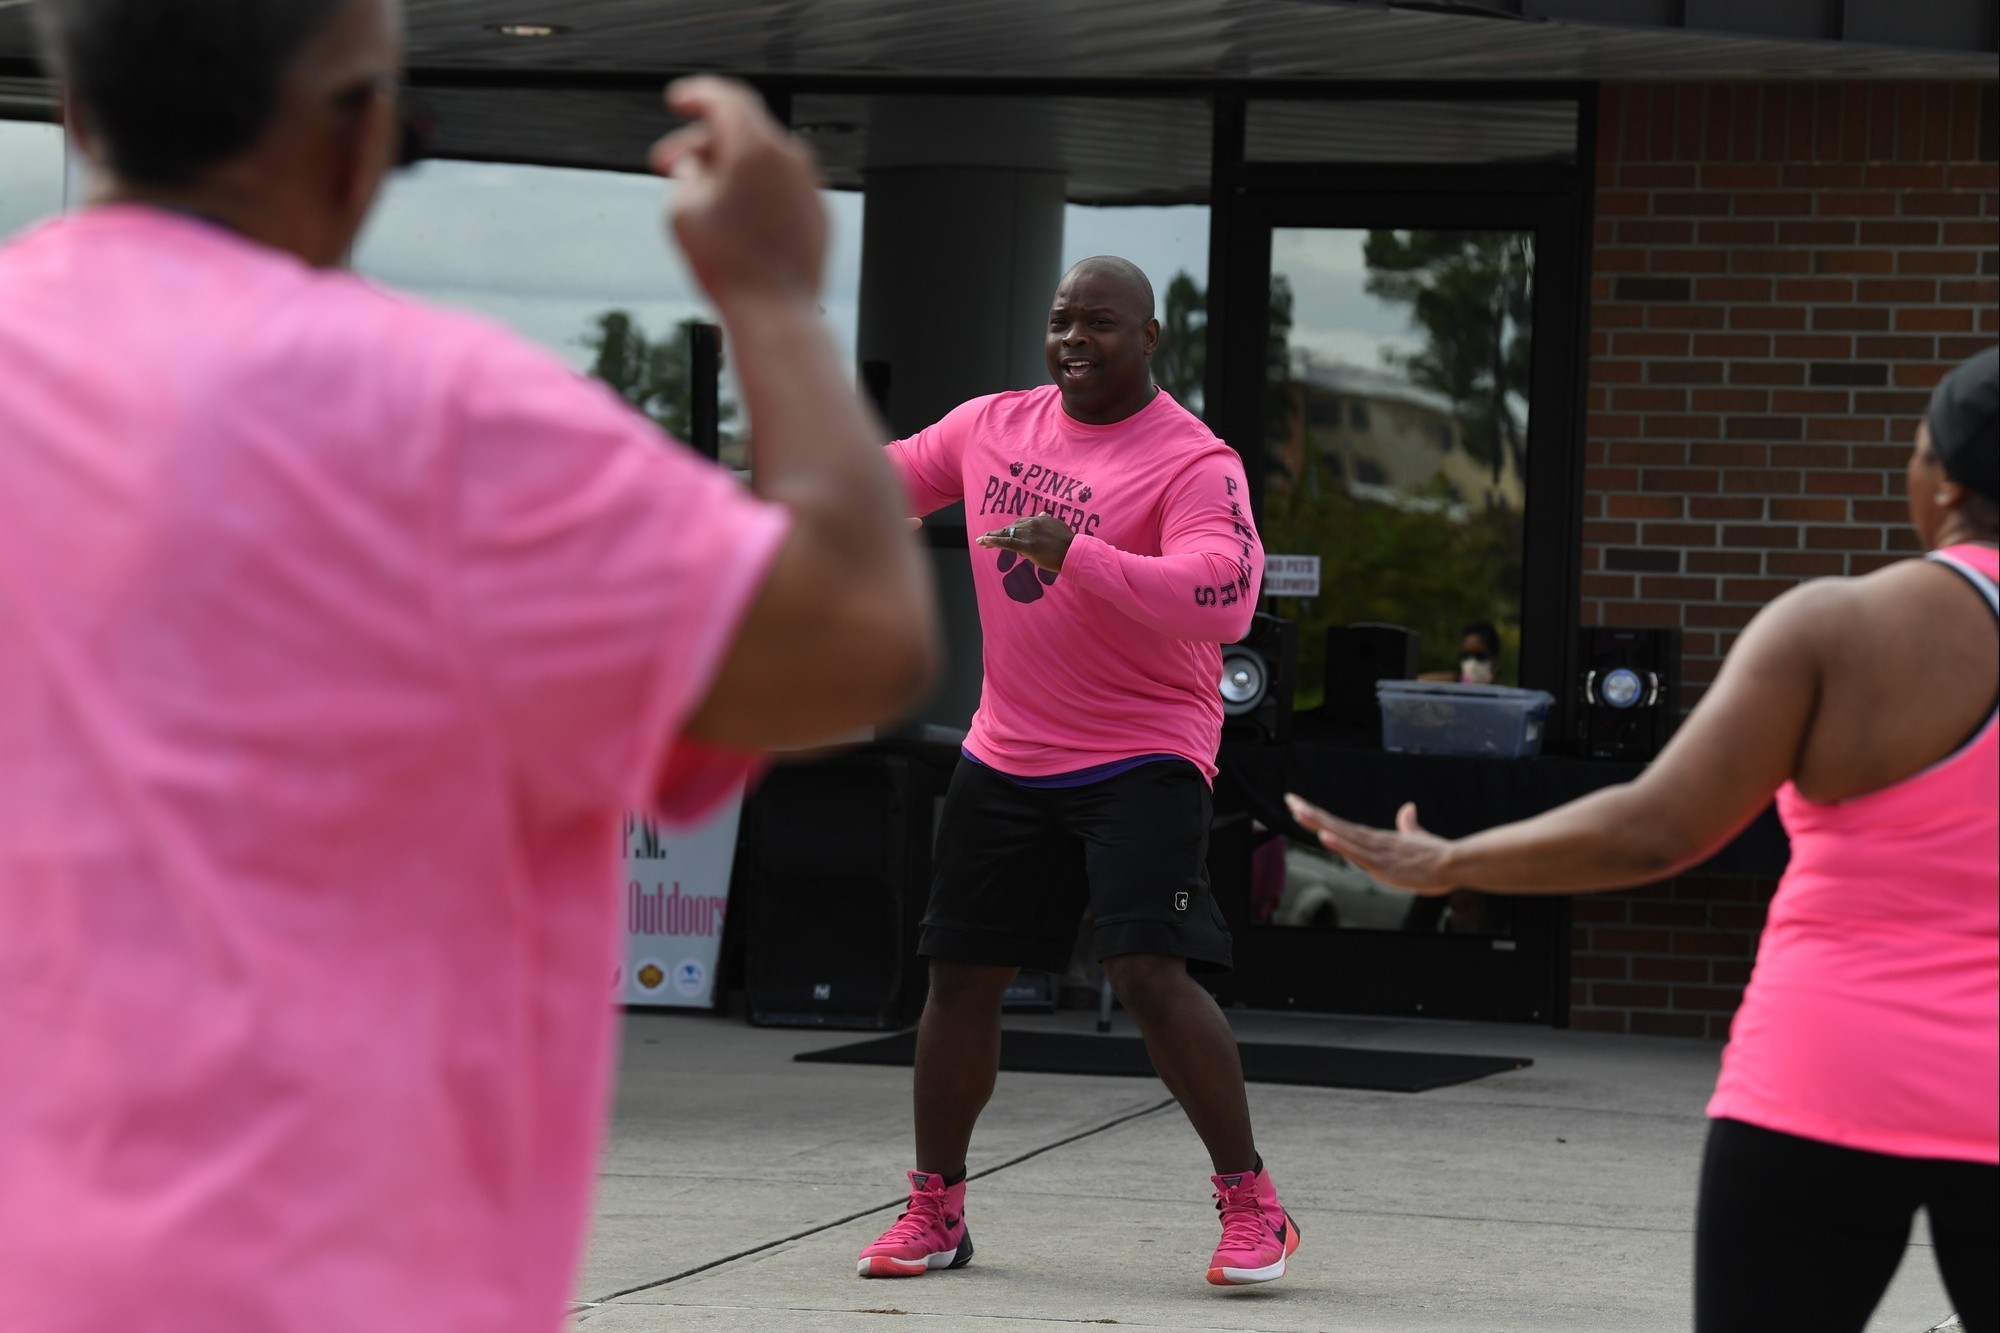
left=651, top=77, right=826, bottom=312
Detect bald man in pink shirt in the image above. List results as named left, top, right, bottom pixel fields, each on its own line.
left=855, top=257, right=1302, bottom=1289
left=0, top=2, right=936, bottom=1330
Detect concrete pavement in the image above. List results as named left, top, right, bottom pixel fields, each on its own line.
left=570, top=1007, right=1959, bottom=1332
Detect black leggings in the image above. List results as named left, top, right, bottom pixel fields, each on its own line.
left=1697, top=1118, right=1998, bottom=1333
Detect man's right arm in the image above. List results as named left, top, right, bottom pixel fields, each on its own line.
left=883, top=410, right=970, bottom=518
left=661, top=79, right=940, bottom=751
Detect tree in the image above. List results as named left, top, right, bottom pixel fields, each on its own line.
left=1259, top=467, right=1524, bottom=697
left=1256, top=253, right=1524, bottom=695
left=1263, top=273, right=1299, bottom=488
left=1154, top=270, right=1207, bottom=413
left=580, top=310, right=737, bottom=444
left=1361, top=230, right=1533, bottom=484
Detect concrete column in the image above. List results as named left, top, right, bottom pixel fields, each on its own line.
left=855, top=100, right=1069, bottom=735
left=857, top=164, right=1067, bottom=437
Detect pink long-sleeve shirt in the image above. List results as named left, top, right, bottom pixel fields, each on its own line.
left=888, top=385, right=1262, bottom=781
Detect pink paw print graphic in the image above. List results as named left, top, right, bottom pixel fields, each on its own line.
left=996, top=549, right=1058, bottom=603
left=1009, top=461, right=1025, bottom=477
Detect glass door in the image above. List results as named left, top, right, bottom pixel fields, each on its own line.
left=1261, top=226, right=1535, bottom=700
left=1209, top=185, right=1587, bottom=1023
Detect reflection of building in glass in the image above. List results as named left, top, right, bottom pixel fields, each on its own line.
left=1275, top=358, right=1524, bottom=515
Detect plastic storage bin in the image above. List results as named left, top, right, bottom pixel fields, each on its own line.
left=1377, top=681, right=1556, bottom=758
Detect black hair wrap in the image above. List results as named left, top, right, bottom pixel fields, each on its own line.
left=1927, top=346, right=1999, bottom=506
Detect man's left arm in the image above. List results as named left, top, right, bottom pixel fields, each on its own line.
left=979, top=451, right=1262, bottom=642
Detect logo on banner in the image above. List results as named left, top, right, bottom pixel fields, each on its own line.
left=673, top=960, right=707, bottom=998
left=633, top=959, right=668, bottom=994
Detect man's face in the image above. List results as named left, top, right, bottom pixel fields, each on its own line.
left=1044, top=269, right=1158, bottom=423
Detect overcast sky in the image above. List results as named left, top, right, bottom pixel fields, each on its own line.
left=2, top=117, right=1430, bottom=388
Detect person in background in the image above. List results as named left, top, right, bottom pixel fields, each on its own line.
left=0, top=2, right=937, bottom=1330
left=1418, top=619, right=1501, bottom=684
left=1290, top=347, right=1999, bottom=1333
left=855, top=257, right=1299, bottom=1289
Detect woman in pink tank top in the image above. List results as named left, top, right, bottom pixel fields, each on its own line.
left=1290, top=347, right=1999, bottom=1333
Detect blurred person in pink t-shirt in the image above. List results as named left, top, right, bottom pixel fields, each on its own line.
left=0, top=1, right=938, bottom=1330
left=1292, top=348, right=1999, bottom=1333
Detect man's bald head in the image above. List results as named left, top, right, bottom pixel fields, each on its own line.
left=1046, top=255, right=1161, bottom=425
left=1059, top=256, right=1156, bottom=324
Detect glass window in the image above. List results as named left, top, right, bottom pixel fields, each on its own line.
left=0, top=118, right=67, bottom=241
left=1260, top=226, right=1533, bottom=699
left=352, top=159, right=864, bottom=472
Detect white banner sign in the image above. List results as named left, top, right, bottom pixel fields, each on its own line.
left=619, top=793, right=743, bottom=1009
left=1264, top=554, right=1322, bottom=598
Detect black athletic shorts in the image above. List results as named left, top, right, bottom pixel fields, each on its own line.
left=918, top=757, right=1233, bottom=974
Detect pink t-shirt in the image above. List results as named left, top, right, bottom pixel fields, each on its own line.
left=889, top=385, right=1262, bottom=780
left=1707, top=544, right=1999, bottom=1164
left=0, top=207, right=790, bottom=1331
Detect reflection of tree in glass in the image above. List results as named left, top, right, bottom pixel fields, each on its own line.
left=1361, top=230, right=1532, bottom=484
left=1264, top=273, right=1298, bottom=483
left=1261, top=468, right=1523, bottom=699
left=1153, top=271, right=1207, bottom=415
left=580, top=310, right=738, bottom=449
left=1260, top=246, right=1522, bottom=690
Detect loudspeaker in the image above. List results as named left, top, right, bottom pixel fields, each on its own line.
left=1324, top=623, right=1419, bottom=744
left=1220, top=613, right=1298, bottom=745
left=1577, top=627, right=1681, bottom=761
left=746, top=752, right=944, bottom=1029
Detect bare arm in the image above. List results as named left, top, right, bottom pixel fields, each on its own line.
left=655, top=79, right=939, bottom=751
left=1289, top=585, right=1829, bottom=895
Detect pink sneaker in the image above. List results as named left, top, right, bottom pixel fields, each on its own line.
left=1206, top=1164, right=1300, bottom=1286
left=856, top=1170, right=974, bottom=1278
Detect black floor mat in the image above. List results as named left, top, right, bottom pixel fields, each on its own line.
left=796, top=1029, right=1531, bottom=1093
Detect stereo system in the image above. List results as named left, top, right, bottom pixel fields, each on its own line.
left=1220, top=613, right=1298, bottom=746
left=1577, top=626, right=1681, bottom=761
left=745, top=751, right=948, bottom=1030
left=1323, top=622, right=1420, bottom=746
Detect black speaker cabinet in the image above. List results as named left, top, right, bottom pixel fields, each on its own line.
left=1577, top=627, right=1681, bottom=761
left=1221, top=613, right=1298, bottom=745
left=747, top=751, right=944, bottom=1029
left=1324, top=623, right=1419, bottom=744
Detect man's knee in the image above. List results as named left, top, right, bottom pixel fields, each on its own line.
left=925, top=959, right=1017, bottom=1010
left=1103, top=953, right=1189, bottom=1017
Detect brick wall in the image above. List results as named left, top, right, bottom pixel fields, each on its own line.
left=1569, top=876, right=1776, bottom=1038
left=1568, top=82, right=1998, bottom=1038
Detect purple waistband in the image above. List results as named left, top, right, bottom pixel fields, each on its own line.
left=962, top=748, right=1182, bottom=789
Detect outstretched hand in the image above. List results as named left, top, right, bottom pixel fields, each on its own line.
left=1284, top=795, right=1458, bottom=896
left=976, top=513, right=1074, bottom=574
left=650, top=77, right=826, bottom=311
